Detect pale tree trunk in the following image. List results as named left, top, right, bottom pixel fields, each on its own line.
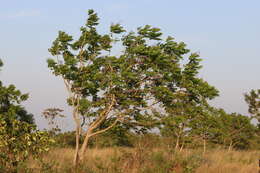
left=180, top=141, right=184, bottom=152
left=77, top=118, right=118, bottom=162
left=72, top=108, right=81, bottom=167
left=73, top=127, right=80, bottom=166
left=176, top=125, right=185, bottom=152
left=228, top=141, right=233, bottom=152
left=72, top=94, right=118, bottom=167
left=175, top=135, right=180, bottom=151
left=79, top=132, right=91, bottom=162
left=203, top=138, right=206, bottom=155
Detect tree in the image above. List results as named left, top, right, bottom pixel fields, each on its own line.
left=189, top=106, right=219, bottom=154
left=159, top=100, right=202, bottom=151
left=244, top=89, right=260, bottom=149
left=208, top=109, right=256, bottom=151
left=245, top=89, right=260, bottom=123
left=0, top=60, right=34, bottom=124
left=158, top=45, right=218, bottom=152
left=47, top=9, right=217, bottom=166
left=42, top=108, right=64, bottom=134
left=224, top=113, right=255, bottom=150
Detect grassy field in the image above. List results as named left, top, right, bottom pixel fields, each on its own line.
left=27, top=147, right=259, bottom=173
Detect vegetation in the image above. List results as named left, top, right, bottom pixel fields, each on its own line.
left=0, top=60, right=54, bottom=172
left=27, top=140, right=260, bottom=173
left=0, top=9, right=259, bottom=172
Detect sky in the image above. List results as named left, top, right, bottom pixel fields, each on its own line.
left=0, top=0, right=259, bottom=130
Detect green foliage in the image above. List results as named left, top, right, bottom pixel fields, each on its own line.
left=159, top=103, right=258, bottom=151
left=190, top=108, right=257, bottom=150
left=92, top=124, right=134, bottom=147
left=189, top=107, right=218, bottom=147
left=47, top=10, right=219, bottom=149
left=53, top=131, right=81, bottom=147
left=245, top=89, right=260, bottom=122
left=0, top=60, right=34, bottom=124
left=244, top=89, right=260, bottom=149
left=0, top=117, right=54, bottom=171
left=215, top=110, right=256, bottom=149
left=53, top=129, right=134, bottom=148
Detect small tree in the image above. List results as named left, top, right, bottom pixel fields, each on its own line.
left=159, top=100, right=200, bottom=151
left=47, top=9, right=218, bottom=166
left=245, top=89, right=260, bottom=123
left=227, top=114, right=254, bottom=150
left=42, top=108, right=64, bottom=134
left=208, top=109, right=255, bottom=151
left=190, top=106, right=218, bottom=154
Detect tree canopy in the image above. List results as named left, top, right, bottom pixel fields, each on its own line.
left=47, top=9, right=219, bottom=165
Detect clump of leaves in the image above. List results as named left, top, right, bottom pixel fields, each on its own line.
left=0, top=116, right=55, bottom=172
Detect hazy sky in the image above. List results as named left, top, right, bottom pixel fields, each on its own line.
left=0, top=0, right=259, bottom=130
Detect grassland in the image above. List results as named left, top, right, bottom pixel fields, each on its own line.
left=27, top=147, right=259, bottom=173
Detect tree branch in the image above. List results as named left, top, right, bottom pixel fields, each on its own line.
left=88, top=94, right=115, bottom=131
left=88, top=117, right=120, bottom=138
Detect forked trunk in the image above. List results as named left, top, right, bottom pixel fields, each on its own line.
left=228, top=141, right=233, bottom=152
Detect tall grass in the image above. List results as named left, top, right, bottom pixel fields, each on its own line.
left=26, top=146, right=259, bottom=173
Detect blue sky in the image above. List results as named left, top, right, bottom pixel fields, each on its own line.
left=0, top=0, right=259, bottom=130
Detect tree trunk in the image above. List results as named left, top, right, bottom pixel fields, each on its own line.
left=180, top=141, right=184, bottom=152
left=203, top=139, right=206, bottom=155
left=175, top=136, right=180, bottom=151
left=228, top=141, right=233, bottom=152
left=73, top=126, right=80, bottom=167
left=79, top=133, right=91, bottom=162
left=72, top=106, right=82, bottom=167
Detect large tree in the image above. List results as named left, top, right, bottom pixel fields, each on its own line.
left=47, top=9, right=218, bottom=166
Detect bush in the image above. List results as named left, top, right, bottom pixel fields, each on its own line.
left=0, top=116, right=54, bottom=172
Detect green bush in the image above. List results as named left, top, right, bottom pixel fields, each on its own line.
left=0, top=116, right=54, bottom=172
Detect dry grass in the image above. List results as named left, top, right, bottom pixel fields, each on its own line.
left=197, top=150, right=259, bottom=173
left=27, top=147, right=259, bottom=173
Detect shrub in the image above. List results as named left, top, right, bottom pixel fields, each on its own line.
left=0, top=116, right=54, bottom=172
